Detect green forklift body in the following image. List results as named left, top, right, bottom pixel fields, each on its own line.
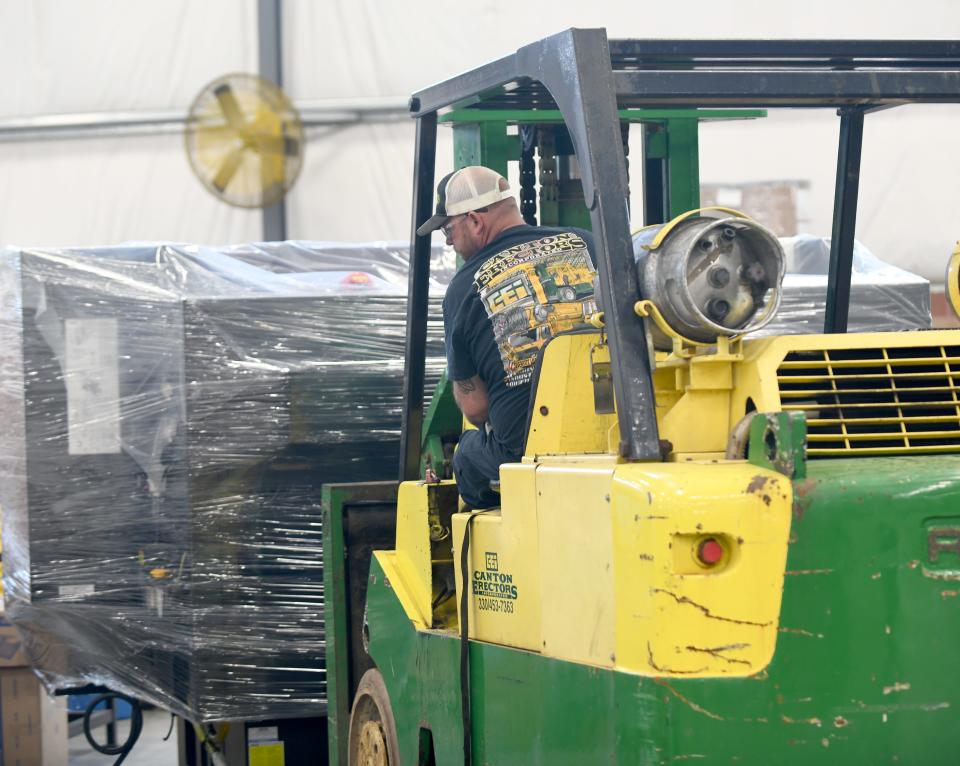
left=364, top=455, right=960, bottom=765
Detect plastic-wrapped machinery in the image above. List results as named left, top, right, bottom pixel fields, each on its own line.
left=757, top=235, right=931, bottom=335
left=0, top=241, right=451, bottom=722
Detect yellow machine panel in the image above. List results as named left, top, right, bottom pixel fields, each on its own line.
left=442, top=458, right=792, bottom=678
left=536, top=461, right=617, bottom=666
left=658, top=348, right=739, bottom=457
left=733, top=330, right=960, bottom=457
left=380, top=480, right=459, bottom=630
left=451, top=464, right=542, bottom=652
left=611, top=462, right=793, bottom=676
left=525, top=333, right=618, bottom=456
left=380, top=327, right=873, bottom=678
left=639, top=328, right=960, bottom=461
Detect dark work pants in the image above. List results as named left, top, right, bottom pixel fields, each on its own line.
left=452, top=427, right=520, bottom=508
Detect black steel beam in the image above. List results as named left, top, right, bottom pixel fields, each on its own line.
left=411, top=33, right=960, bottom=118
left=400, top=113, right=438, bottom=481
left=514, top=29, right=661, bottom=460
left=825, top=108, right=865, bottom=334
left=613, top=70, right=960, bottom=108
left=410, top=53, right=523, bottom=117
left=608, top=38, right=960, bottom=65
left=413, top=69, right=960, bottom=116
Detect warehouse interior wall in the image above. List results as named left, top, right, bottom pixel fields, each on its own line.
left=1, top=0, right=959, bottom=282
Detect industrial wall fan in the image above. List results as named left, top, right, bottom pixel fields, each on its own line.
left=185, top=73, right=304, bottom=208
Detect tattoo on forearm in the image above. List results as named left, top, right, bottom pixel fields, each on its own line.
left=455, top=378, right=477, bottom=393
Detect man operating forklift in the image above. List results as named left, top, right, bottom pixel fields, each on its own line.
left=417, top=165, right=597, bottom=507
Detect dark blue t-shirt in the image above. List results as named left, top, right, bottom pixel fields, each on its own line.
left=442, top=225, right=597, bottom=454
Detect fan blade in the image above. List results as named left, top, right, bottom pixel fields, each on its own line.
left=214, top=84, right=246, bottom=132
left=211, top=148, right=244, bottom=192
left=282, top=134, right=300, bottom=157
left=251, top=134, right=300, bottom=157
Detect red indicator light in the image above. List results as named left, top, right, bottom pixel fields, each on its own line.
left=342, top=271, right=373, bottom=285
left=697, top=537, right=724, bottom=566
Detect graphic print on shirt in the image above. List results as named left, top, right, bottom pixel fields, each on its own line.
left=472, top=232, right=597, bottom=387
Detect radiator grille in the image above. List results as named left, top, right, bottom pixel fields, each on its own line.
left=776, top=345, right=960, bottom=457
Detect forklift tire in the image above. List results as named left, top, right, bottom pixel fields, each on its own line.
left=348, top=668, right=400, bottom=766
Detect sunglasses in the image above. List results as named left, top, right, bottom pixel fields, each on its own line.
left=441, top=214, right=468, bottom=237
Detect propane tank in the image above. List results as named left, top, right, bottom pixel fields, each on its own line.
left=633, top=208, right=785, bottom=349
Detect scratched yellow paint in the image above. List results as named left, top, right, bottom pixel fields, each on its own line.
left=441, top=460, right=791, bottom=677
left=611, top=462, right=793, bottom=677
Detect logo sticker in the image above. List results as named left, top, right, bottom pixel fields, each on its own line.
left=473, top=552, right=517, bottom=614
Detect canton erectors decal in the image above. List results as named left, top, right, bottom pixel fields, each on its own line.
left=473, top=551, right=518, bottom=614
left=472, top=232, right=597, bottom=387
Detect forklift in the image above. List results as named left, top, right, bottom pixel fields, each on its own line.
left=323, top=29, right=960, bottom=765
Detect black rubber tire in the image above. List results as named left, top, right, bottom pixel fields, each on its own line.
left=348, top=668, right=400, bottom=766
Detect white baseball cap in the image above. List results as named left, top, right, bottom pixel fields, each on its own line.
left=416, top=166, right=514, bottom=236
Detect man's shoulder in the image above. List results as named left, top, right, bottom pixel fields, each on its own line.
left=498, top=224, right=592, bottom=241
left=481, top=225, right=594, bottom=257
left=444, top=264, right=476, bottom=305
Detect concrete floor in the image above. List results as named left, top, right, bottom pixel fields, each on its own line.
left=70, top=707, right=178, bottom=765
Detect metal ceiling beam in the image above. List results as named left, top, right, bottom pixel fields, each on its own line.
left=0, top=99, right=410, bottom=143
left=0, top=111, right=186, bottom=142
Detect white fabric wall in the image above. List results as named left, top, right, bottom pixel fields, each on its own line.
left=2, top=0, right=959, bottom=280
left=698, top=106, right=960, bottom=281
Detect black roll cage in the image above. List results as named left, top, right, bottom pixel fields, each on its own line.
left=400, top=28, right=960, bottom=479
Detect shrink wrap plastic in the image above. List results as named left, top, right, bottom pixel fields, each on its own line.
left=0, top=241, right=452, bottom=722
left=754, top=235, right=931, bottom=335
